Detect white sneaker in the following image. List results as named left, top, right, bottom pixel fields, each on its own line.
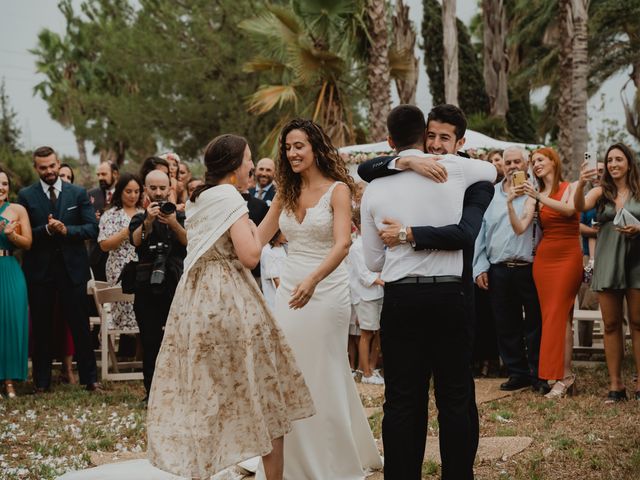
left=362, top=373, right=385, bottom=385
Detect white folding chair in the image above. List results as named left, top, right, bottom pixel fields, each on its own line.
left=92, top=284, right=143, bottom=381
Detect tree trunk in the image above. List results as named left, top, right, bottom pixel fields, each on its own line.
left=621, top=61, right=640, bottom=142
left=74, top=132, right=92, bottom=186
left=570, top=0, right=588, bottom=180
left=482, top=0, right=509, bottom=118
left=367, top=0, right=392, bottom=141
left=442, top=0, right=458, bottom=106
left=392, top=1, right=418, bottom=105
left=557, top=0, right=574, bottom=175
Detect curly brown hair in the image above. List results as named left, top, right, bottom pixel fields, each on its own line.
left=276, top=118, right=355, bottom=213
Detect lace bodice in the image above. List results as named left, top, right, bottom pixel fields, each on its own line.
left=279, top=182, right=341, bottom=261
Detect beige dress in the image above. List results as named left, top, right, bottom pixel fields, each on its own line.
left=146, top=185, right=315, bottom=479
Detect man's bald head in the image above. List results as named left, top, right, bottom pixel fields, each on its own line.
left=145, top=169, right=171, bottom=202
left=255, top=157, right=276, bottom=188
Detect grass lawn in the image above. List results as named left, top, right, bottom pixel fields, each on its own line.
left=1, top=359, right=639, bottom=479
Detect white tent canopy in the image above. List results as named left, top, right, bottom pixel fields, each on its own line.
left=339, top=129, right=538, bottom=155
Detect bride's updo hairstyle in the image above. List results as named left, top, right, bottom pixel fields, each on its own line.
left=277, top=118, right=355, bottom=213
left=190, top=134, right=248, bottom=202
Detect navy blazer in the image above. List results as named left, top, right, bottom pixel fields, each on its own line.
left=18, top=181, right=99, bottom=286
left=249, top=184, right=276, bottom=205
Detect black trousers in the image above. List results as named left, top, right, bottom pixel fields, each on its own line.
left=29, top=260, right=97, bottom=389
left=488, top=263, right=542, bottom=380
left=134, top=286, right=174, bottom=394
left=472, top=285, right=499, bottom=363
left=381, top=282, right=476, bottom=480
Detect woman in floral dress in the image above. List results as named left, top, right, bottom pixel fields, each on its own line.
left=98, top=173, right=144, bottom=331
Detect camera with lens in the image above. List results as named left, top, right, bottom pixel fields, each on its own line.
left=149, top=241, right=169, bottom=286
left=156, top=201, right=177, bottom=215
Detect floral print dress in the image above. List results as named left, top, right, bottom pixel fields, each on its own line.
left=98, top=207, right=142, bottom=331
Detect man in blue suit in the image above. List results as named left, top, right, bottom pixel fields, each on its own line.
left=18, top=146, right=100, bottom=392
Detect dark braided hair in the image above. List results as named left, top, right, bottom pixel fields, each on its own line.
left=190, top=134, right=248, bottom=202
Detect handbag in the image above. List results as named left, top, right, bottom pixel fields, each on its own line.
left=118, top=260, right=138, bottom=294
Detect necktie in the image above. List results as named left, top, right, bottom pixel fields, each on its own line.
left=257, top=188, right=264, bottom=200
left=48, top=186, right=57, bottom=209
left=106, top=190, right=113, bottom=205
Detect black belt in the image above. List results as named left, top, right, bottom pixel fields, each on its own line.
left=497, top=261, right=531, bottom=268
left=0, top=249, right=13, bottom=257
left=388, top=275, right=462, bottom=285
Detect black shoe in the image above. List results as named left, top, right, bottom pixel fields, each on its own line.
left=500, top=376, right=531, bottom=391
left=604, top=389, right=628, bottom=404
left=531, top=379, right=552, bottom=395
left=32, top=386, right=51, bottom=395
left=86, top=382, right=104, bottom=393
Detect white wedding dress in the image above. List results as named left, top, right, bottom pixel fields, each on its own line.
left=58, top=182, right=381, bottom=480
left=255, top=182, right=382, bottom=479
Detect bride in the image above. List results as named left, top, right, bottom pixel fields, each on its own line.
left=256, top=119, right=383, bottom=479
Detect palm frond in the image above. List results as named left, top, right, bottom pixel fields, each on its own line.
left=247, top=84, right=298, bottom=115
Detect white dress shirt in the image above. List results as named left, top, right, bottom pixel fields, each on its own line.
left=346, top=235, right=384, bottom=304
left=361, top=149, right=497, bottom=282
left=40, top=177, right=63, bottom=200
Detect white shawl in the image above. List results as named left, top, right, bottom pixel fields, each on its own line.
left=182, top=184, right=248, bottom=276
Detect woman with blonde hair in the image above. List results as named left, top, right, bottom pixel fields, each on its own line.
left=508, top=147, right=583, bottom=398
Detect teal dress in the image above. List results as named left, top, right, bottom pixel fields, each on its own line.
left=0, top=202, right=29, bottom=381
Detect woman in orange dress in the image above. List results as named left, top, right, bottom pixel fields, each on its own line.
left=507, top=147, right=582, bottom=398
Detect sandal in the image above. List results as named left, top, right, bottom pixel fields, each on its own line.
left=5, top=381, right=16, bottom=399
left=604, top=389, right=627, bottom=404
left=545, top=374, right=576, bottom=399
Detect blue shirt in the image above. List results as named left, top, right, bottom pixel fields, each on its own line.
left=580, top=208, right=597, bottom=255
left=472, top=181, right=540, bottom=279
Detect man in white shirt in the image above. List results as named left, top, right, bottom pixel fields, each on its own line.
left=361, top=105, right=496, bottom=480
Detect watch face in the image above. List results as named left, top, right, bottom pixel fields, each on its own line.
left=398, top=230, right=407, bottom=241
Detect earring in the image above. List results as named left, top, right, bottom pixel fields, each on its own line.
left=315, top=157, right=320, bottom=167
left=230, top=174, right=237, bottom=185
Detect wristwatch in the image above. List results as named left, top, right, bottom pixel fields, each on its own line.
left=398, top=226, right=408, bottom=244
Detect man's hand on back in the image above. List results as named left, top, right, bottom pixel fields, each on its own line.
left=379, top=218, right=414, bottom=248
left=396, top=156, right=448, bottom=183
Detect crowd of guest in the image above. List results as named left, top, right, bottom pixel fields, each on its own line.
left=0, top=110, right=639, bottom=408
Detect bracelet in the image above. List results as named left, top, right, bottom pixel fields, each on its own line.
left=141, top=224, right=146, bottom=242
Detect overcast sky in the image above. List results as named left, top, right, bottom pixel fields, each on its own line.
left=0, top=0, right=634, bottom=163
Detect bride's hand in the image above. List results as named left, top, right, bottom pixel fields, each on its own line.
left=289, top=276, right=318, bottom=310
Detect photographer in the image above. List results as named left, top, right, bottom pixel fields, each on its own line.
left=129, top=170, right=187, bottom=400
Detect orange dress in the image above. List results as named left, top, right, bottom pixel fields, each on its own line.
left=533, top=182, right=583, bottom=380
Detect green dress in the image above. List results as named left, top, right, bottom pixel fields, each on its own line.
left=591, top=196, right=640, bottom=291
left=0, top=202, right=29, bottom=381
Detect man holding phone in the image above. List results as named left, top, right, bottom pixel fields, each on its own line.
left=473, top=146, right=549, bottom=394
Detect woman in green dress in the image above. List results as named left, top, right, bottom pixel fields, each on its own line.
left=574, top=143, right=640, bottom=403
left=0, top=166, right=32, bottom=398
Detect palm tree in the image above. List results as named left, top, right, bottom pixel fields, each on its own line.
left=569, top=0, right=589, bottom=177
left=442, top=0, right=459, bottom=106
left=366, top=0, right=391, bottom=141
left=482, top=0, right=509, bottom=119
left=590, top=0, right=640, bottom=142
left=391, top=1, right=419, bottom=105
left=240, top=2, right=360, bottom=149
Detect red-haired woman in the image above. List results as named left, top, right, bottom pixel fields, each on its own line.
left=507, top=147, right=582, bottom=398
